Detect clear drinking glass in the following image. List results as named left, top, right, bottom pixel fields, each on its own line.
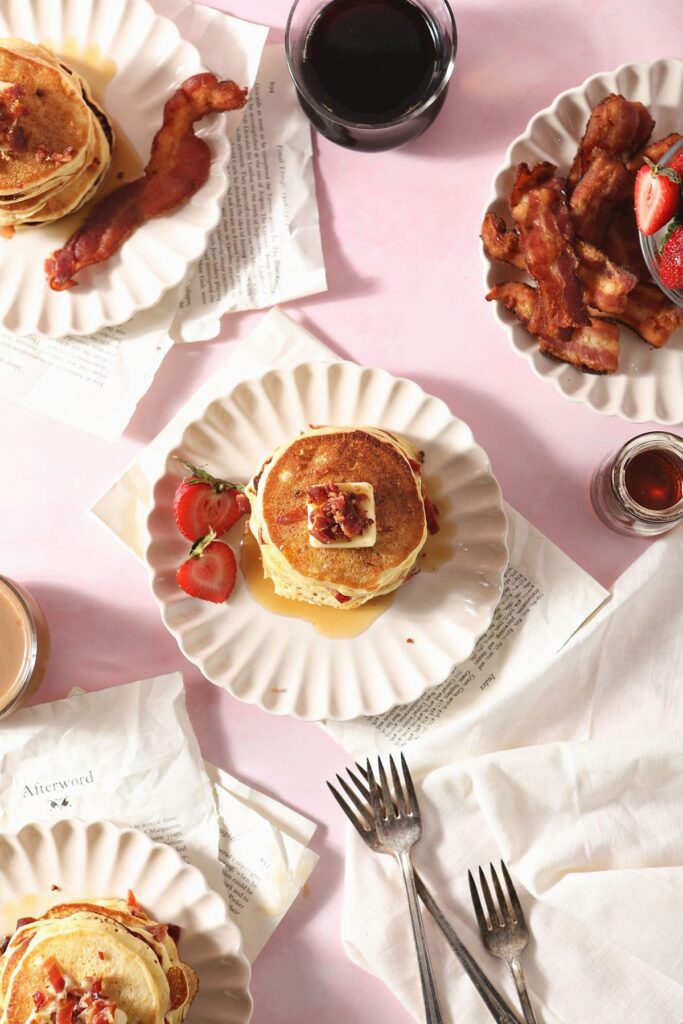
left=285, top=0, right=456, bottom=151
left=590, top=432, right=683, bottom=537
left=0, top=575, right=49, bottom=718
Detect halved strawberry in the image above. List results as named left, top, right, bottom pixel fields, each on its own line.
left=176, top=530, right=237, bottom=603
left=659, top=224, right=683, bottom=290
left=634, top=159, right=681, bottom=235
left=173, top=458, right=249, bottom=541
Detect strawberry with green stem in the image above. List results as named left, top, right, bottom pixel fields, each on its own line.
left=172, top=457, right=250, bottom=540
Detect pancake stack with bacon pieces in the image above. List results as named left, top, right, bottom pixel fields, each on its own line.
left=483, top=94, right=683, bottom=373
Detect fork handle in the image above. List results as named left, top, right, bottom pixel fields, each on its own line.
left=415, top=872, right=522, bottom=1024
left=397, top=850, right=444, bottom=1024
left=507, top=958, right=538, bottom=1024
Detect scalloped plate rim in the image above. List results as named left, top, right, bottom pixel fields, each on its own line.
left=0, top=816, right=253, bottom=1024
left=482, top=57, right=683, bottom=424
left=144, top=360, right=510, bottom=722
left=0, top=0, right=231, bottom=338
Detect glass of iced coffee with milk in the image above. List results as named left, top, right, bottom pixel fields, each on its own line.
left=0, top=575, right=49, bottom=718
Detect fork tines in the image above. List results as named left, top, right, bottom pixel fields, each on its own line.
left=327, top=753, right=417, bottom=830
left=468, top=861, right=523, bottom=931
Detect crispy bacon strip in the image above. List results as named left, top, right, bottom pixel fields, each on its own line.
left=591, top=281, right=683, bottom=348
left=510, top=163, right=589, bottom=337
left=487, top=281, right=619, bottom=374
left=482, top=212, right=636, bottom=314
left=567, top=94, right=654, bottom=191
left=602, top=204, right=648, bottom=279
left=480, top=212, right=525, bottom=269
left=45, top=74, right=248, bottom=290
left=574, top=239, right=637, bottom=314
left=626, top=132, right=683, bottom=171
left=569, top=148, right=630, bottom=245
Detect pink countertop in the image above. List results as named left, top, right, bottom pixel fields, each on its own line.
left=2, top=2, right=681, bottom=1020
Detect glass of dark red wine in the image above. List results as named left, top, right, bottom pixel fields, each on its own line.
left=590, top=431, right=683, bottom=536
left=285, top=0, right=456, bottom=151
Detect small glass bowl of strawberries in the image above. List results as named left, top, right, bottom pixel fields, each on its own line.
left=637, top=136, right=683, bottom=308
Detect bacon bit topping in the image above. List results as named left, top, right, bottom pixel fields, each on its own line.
left=423, top=494, right=440, bottom=534
left=16, top=916, right=37, bottom=928
left=35, top=144, right=75, bottom=165
left=56, top=995, right=77, bottom=1024
left=0, top=936, right=9, bottom=954
left=33, top=990, right=48, bottom=1009
left=127, top=888, right=145, bottom=917
left=406, top=638, right=415, bottom=644
left=51, top=883, right=62, bottom=891
left=408, top=458, right=422, bottom=473
left=0, top=84, right=28, bottom=157
left=97, top=950, right=105, bottom=960
left=307, top=484, right=373, bottom=544
left=276, top=506, right=307, bottom=525
left=167, top=923, right=181, bottom=943
left=45, top=956, right=66, bottom=993
left=148, top=923, right=168, bottom=943
left=334, top=592, right=352, bottom=603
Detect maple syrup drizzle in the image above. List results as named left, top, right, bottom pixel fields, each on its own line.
left=40, top=38, right=143, bottom=240
left=240, top=475, right=455, bottom=639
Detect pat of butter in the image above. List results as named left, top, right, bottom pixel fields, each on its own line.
left=308, top=482, right=376, bottom=548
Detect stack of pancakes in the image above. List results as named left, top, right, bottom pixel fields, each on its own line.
left=0, top=898, right=197, bottom=1024
left=0, top=39, right=113, bottom=232
left=247, top=426, right=429, bottom=609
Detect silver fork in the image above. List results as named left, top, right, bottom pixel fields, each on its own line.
left=365, top=756, right=443, bottom=1023
left=328, top=760, right=522, bottom=1024
left=468, top=863, right=539, bottom=1024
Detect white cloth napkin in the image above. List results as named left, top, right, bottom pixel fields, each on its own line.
left=341, top=527, right=683, bottom=1022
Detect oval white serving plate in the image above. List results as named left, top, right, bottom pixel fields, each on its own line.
left=484, top=58, right=683, bottom=424
left=0, top=818, right=253, bottom=1023
left=145, top=361, right=509, bottom=722
left=0, top=0, right=231, bottom=337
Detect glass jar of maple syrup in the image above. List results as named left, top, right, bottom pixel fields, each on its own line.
left=590, top=432, right=683, bottom=536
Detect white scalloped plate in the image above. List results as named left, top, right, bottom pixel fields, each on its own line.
left=0, top=0, right=231, bottom=337
left=484, top=59, right=683, bottom=423
left=0, top=818, right=253, bottom=1024
left=145, top=361, right=509, bottom=721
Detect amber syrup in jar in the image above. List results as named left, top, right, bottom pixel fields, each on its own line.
left=590, top=432, right=683, bottom=536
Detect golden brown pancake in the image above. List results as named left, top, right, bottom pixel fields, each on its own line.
left=0, top=42, right=92, bottom=196
left=4, top=916, right=169, bottom=1024
left=248, top=426, right=429, bottom=608
left=0, top=40, right=113, bottom=230
left=0, top=898, right=197, bottom=1024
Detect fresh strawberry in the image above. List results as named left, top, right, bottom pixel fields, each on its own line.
left=668, top=150, right=683, bottom=178
left=659, top=224, right=683, bottom=290
left=176, top=530, right=237, bottom=603
left=172, top=458, right=249, bottom=540
left=634, top=159, right=681, bottom=235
